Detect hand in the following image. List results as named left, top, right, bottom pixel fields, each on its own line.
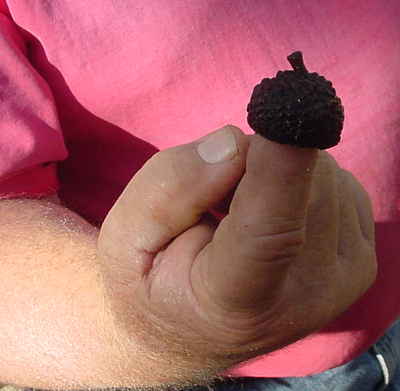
left=98, top=125, right=377, bottom=385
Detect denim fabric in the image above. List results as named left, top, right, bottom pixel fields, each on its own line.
left=191, top=319, right=400, bottom=391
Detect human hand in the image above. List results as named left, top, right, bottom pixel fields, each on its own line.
left=98, top=125, right=376, bottom=386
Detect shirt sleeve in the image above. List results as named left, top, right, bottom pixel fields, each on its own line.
left=0, top=4, right=68, bottom=199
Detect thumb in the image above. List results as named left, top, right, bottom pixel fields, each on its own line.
left=194, top=134, right=318, bottom=309
left=98, top=125, right=249, bottom=281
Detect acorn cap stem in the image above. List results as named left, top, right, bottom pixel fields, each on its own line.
left=287, top=51, right=308, bottom=73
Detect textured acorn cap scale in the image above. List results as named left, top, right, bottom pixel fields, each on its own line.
left=247, top=51, right=344, bottom=149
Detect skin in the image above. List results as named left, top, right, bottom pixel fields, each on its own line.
left=0, top=125, right=376, bottom=389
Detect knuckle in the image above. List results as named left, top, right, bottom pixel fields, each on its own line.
left=339, top=169, right=374, bottom=211
left=145, top=185, right=177, bottom=231
left=338, top=168, right=356, bottom=183
left=337, top=169, right=358, bottom=197
left=320, top=150, right=339, bottom=166
left=337, top=168, right=364, bottom=193
left=144, top=147, right=194, bottom=200
left=315, top=151, right=340, bottom=174
left=364, top=245, right=378, bottom=288
left=237, top=217, right=306, bottom=260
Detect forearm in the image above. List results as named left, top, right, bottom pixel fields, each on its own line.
left=0, top=198, right=219, bottom=390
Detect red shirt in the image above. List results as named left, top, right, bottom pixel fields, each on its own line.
left=0, top=0, right=399, bottom=377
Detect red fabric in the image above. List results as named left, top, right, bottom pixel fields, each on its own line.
left=0, top=164, right=59, bottom=199
left=0, top=0, right=399, bottom=377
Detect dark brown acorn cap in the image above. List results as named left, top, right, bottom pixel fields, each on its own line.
left=247, top=51, right=344, bottom=149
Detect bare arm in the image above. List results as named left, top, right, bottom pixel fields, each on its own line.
left=0, top=197, right=181, bottom=390
left=0, top=197, right=114, bottom=388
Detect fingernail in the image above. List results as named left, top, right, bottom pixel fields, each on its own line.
left=197, top=127, right=238, bottom=163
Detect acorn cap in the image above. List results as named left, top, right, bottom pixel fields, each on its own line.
left=247, top=51, right=344, bottom=149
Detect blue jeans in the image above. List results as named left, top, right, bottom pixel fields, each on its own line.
left=192, top=319, right=400, bottom=391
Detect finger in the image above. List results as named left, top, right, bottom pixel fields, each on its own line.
left=193, top=134, right=319, bottom=309
left=345, top=171, right=375, bottom=245
left=336, top=169, right=377, bottom=298
left=303, top=151, right=340, bottom=256
left=211, top=137, right=252, bottom=218
left=98, top=125, right=249, bottom=279
left=210, top=184, right=237, bottom=219
left=336, top=169, right=368, bottom=258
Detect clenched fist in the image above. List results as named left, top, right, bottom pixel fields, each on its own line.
left=98, top=125, right=377, bottom=388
